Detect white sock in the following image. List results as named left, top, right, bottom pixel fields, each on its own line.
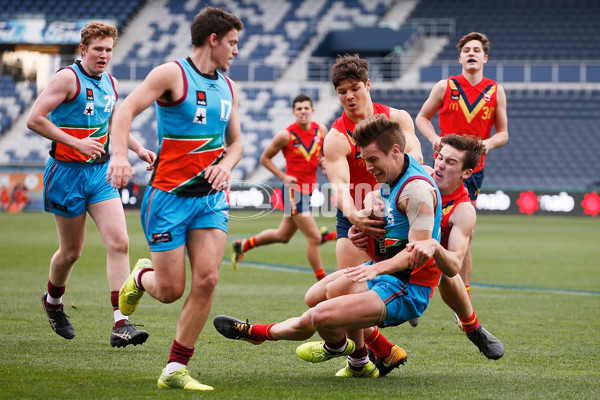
left=134, top=269, right=144, bottom=289
left=114, top=309, right=127, bottom=323
left=165, top=362, right=187, bottom=375
left=46, top=294, right=62, bottom=305
left=348, top=354, right=369, bottom=369
left=324, top=340, right=347, bottom=354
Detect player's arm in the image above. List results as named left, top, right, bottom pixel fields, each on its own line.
left=26, top=69, right=105, bottom=159
left=390, top=107, right=423, bottom=164
left=483, top=84, right=509, bottom=153
left=109, top=77, right=156, bottom=171
left=208, top=78, right=243, bottom=191
left=416, top=79, right=446, bottom=153
left=317, top=123, right=329, bottom=175
left=108, top=62, right=181, bottom=187
left=324, top=129, right=385, bottom=237
left=260, top=130, right=294, bottom=184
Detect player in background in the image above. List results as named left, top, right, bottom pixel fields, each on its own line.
left=416, top=32, right=508, bottom=297
left=106, top=7, right=243, bottom=391
left=216, top=114, right=442, bottom=377
left=231, top=94, right=333, bottom=280
left=27, top=22, right=155, bottom=347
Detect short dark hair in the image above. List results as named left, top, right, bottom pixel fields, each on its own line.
left=81, top=21, right=117, bottom=48
left=292, top=94, right=312, bottom=108
left=353, top=114, right=405, bottom=155
left=457, top=32, right=490, bottom=56
left=440, top=134, right=486, bottom=170
left=330, top=54, right=369, bottom=89
left=191, top=7, right=243, bottom=47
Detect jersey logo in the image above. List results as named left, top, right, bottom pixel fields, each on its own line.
left=449, top=79, right=496, bottom=123
left=196, top=91, right=207, bottom=106
left=289, top=128, right=321, bottom=162
left=194, top=108, right=206, bottom=124
left=442, top=202, right=455, bottom=216
left=86, top=88, right=94, bottom=101
left=84, top=102, right=94, bottom=115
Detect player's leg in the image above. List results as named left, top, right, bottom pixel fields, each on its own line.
left=231, top=215, right=298, bottom=269
left=438, top=274, right=504, bottom=359
left=459, top=234, right=474, bottom=291
left=42, top=213, right=86, bottom=339
left=213, top=308, right=317, bottom=343
left=89, top=197, right=148, bottom=347
left=292, top=212, right=327, bottom=280
left=297, top=289, right=382, bottom=378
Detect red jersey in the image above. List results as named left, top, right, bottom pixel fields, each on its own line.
left=330, top=103, right=390, bottom=209
left=438, top=74, right=498, bottom=172
left=439, top=182, right=471, bottom=249
left=281, top=121, right=324, bottom=194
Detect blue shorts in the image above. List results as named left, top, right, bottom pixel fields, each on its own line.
left=463, top=169, right=484, bottom=201
left=43, top=157, right=119, bottom=218
left=141, top=186, right=229, bottom=252
left=367, top=270, right=433, bottom=327
left=282, top=184, right=312, bottom=216
left=335, top=208, right=352, bottom=238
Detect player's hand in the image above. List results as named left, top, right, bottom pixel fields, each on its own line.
left=344, top=263, right=379, bottom=283
left=349, top=209, right=386, bottom=240
left=137, top=148, right=157, bottom=171
left=406, top=239, right=438, bottom=269
left=205, top=164, right=230, bottom=191
left=431, top=136, right=443, bottom=153
left=348, top=225, right=369, bottom=251
left=282, top=175, right=297, bottom=185
left=107, top=155, right=132, bottom=188
left=76, top=137, right=106, bottom=160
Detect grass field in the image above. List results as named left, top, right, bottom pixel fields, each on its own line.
left=1, top=210, right=599, bottom=399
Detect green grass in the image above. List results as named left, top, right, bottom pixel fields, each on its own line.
left=0, top=211, right=599, bottom=399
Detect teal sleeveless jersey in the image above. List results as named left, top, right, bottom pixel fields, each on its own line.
left=382, top=154, right=442, bottom=285
left=49, top=61, right=116, bottom=163
left=151, top=57, right=234, bottom=197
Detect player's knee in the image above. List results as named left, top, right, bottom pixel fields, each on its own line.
left=311, top=304, right=333, bottom=330
left=105, top=236, right=129, bottom=256
left=154, top=283, right=185, bottom=303
left=192, top=270, right=219, bottom=293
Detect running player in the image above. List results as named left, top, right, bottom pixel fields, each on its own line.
left=107, top=7, right=243, bottom=391
left=231, top=94, right=331, bottom=280
left=27, top=21, right=155, bottom=347
left=416, top=32, right=509, bottom=293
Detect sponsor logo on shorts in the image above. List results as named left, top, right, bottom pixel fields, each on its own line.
left=151, top=232, right=172, bottom=243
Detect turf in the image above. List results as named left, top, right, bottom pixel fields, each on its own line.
left=0, top=211, right=599, bottom=399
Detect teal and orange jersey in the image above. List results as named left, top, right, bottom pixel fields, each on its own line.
left=150, top=57, right=233, bottom=197
left=49, top=61, right=116, bottom=163
left=438, top=74, right=498, bottom=172
left=439, top=181, right=471, bottom=249
left=282, top=121, right=323, bottom=194
left=382, top=154, right=442, bottom=287
left=330, top=103, right=390, bottom=210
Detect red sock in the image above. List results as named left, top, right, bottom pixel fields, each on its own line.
left=314, top=269, right=326, bottom=281
left=365, top=327, right=393, bottom=359
left=324, top=336, right=348, bottom=353
left=111, top=291, right=119, bottom=310
left=46, top=280, right=65, bottom=309
left=249, top=324, right=276, bottom=341
left=459, top=311, right=480, bottom=333
left=323, top=231, right=337, bottom=242
left=168, top=339, right=194, bottom=366
left=243, top=237, right=257, bottom=252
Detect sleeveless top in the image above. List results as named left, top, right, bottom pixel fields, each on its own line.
left=438, top=74, right=498, bottom=172
left=330, top=103, right=390, bottom=209
left=150, top=57, right=234, bottom=197
left=49, top=61, right=116, bottom=163
left=382, top=154, right=442, bottom=287
left=281, top=121, right=323, bottom=194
